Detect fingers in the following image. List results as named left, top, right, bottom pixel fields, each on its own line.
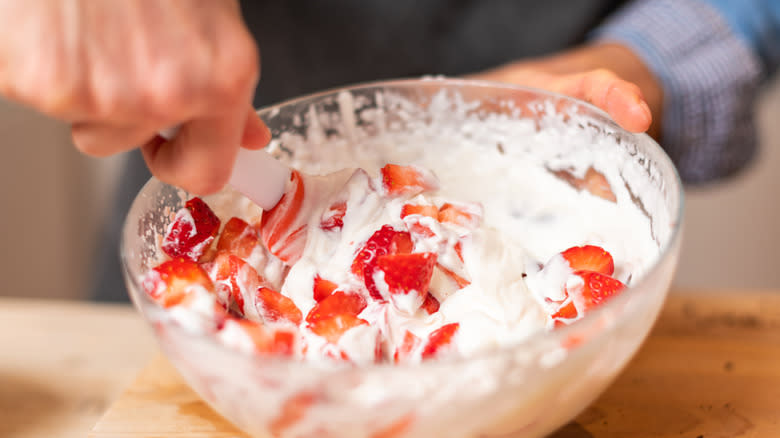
left=550, top=69, right=651, bottom=133
left=141, top=103, right=247, bottom=195
left=71, top=123, right=159, bottom=157
left=241, top=109, right=272, bottom=149
left=470, top=65, right=653, bottom=133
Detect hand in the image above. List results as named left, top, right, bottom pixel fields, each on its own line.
left=471, top=43, right=663, bottom=138
left=0, top=0, right=270, bottom=195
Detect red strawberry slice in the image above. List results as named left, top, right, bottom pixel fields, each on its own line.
left=401, top=204, right=438, bottom=219
left=421, top=323, right=459, bottom=359
left=552, top=270, right=625, bottom=321
left=312, top=275, right=338, bottom=302
left=351, top=225, right=413, bottom=301
left=561, top=245, right=614, bottom=276
left=269, top=391, right=317, bottom=436
left=381, top=164, right=439, bottom=196
left=308, top=313, right=369, bottom=343
left=306, top=291, right=367, bottom=323
left=421, top=292, right=440, bottom=314
left=143, top=258, right=214, bottom=308
left=437, top=202, right=482, bottom=229
left=437, top=264, right=471, bottom=289
left=256, top=287, right=303, bottom=325
left=320, top=201, right=347, bottom=231
left=208, top=252, right=263, bottom=316
left=225, top=318, right=297, bottom=356
left=394, top=330, right=422, bottom=363
left=161, top=197, right=221, bottom=262
left=376, top=253, right=437, bottom=311
left=216, top=217, right=260, bottom=259
left=371, top=414, right=415, bottom=438
left=260, top=170, right=307, bottom=264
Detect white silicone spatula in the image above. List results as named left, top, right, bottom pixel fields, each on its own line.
left=158, top=127, right=290, bottom=210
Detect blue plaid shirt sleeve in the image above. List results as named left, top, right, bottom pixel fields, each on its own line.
left=591, top=0, right=779, bottom=184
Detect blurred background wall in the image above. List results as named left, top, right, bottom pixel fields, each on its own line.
left=1, top=75, right=778, bottom=300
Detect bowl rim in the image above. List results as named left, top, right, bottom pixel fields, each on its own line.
left=122, top=77, right=685, bottom=371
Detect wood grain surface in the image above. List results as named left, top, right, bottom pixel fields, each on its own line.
left=0, top=299, right=157, bottom=438
left=87, top=291, right=780, bottom=438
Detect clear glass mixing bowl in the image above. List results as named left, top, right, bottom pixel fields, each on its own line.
left=121, top=78, right=683, bottom=438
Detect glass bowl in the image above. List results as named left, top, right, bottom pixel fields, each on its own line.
left=121, top=78, right=683, bottom=438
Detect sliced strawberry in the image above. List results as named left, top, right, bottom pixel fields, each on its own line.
left=421, top=323, right=459, bottom=359
left=260, top=170, right=307, bottom=264
left=216, top=217, right=260, bottom=259
left=572, top=270, right=625, bottom=308
left=312, top=275, right=338, bottom=302
left=351, top=225, right=413, bottom=301
left=208, top=251, right=264, bottom=314
left=561, top=245, right=614, bottom=276
left=308, top=313, right=369, bottom=344
left=306, top=291, right=367, bottom=323
left=437, top=202, right=482, bottom=229
left=394, top=330, right=422, bottom=363
left=256, top=287, right=303, bottom=325
left=371, top=414, right=415, bottom=438
left=225, top=318, right=297, bottom=356
left=401, top=204, right=438, bottom=219
left=406, top=221, right=436, bottom=238
left=381, top=164, right=438, bottom=196
left=550, top=301, right=578, bottom=320
left=552, top=270, right=625, bottom=322
left=320, top=200, right=347, bottom=231
left=269, top=391, right=317, bottom=436
left=376, top=252, right=437, bottom=304
left=421, top=292, right=440, bottom=314
left=161, top=197, right=221, bottom=262
left=436, top=264, right=471, bottom=289
left=143, top=258, right=214, bottom=308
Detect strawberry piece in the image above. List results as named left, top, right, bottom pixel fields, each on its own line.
left=312, top=275, right=338, bottom=302
left=320, top=201, right=347, bottom=231
left=561, top=245, right=614, bottom=276
left=437, top=264, right=471, bottom=289
left=226, top=318, right=297, bottom=356
left=381, top=164, right=438, bottom=196
left=161, top=197, right=220, bottom=262
left=306, top=291, right=367, bottom=323
left=371, top=414, right=415, bottom=438
left=550, top=301, right=578, bottom=320
left=552, top=271, right=626, bottom=322
left=209, top=252, right=263, bottom=314
left=571, top=270, right=625, bottom=308
left=351, top=225, right=413, bottom=301
left=376, top=252, right=437, bottom=301
left=421, top=323, right=459, bottom=359
left=400, top=204, right=438, bottom=219
left=216, top=217, right=260, bottom=259
left=437, top=202, right=482, bottom=229
left=143, top=258, right=214, bottom=308
left=421, top=292, right=440, bottom=314
left=260, top=170, right=307, bottom=264
left=270, top=391, right=317, bottom=436
left=308, top=313, right=369, bottom=343
left=394, top=330, right=422, bottom=363
left=256, top=287, right=303, bottom=325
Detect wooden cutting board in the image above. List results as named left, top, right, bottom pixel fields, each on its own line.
left=89, top=291, right=780, bottom=438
